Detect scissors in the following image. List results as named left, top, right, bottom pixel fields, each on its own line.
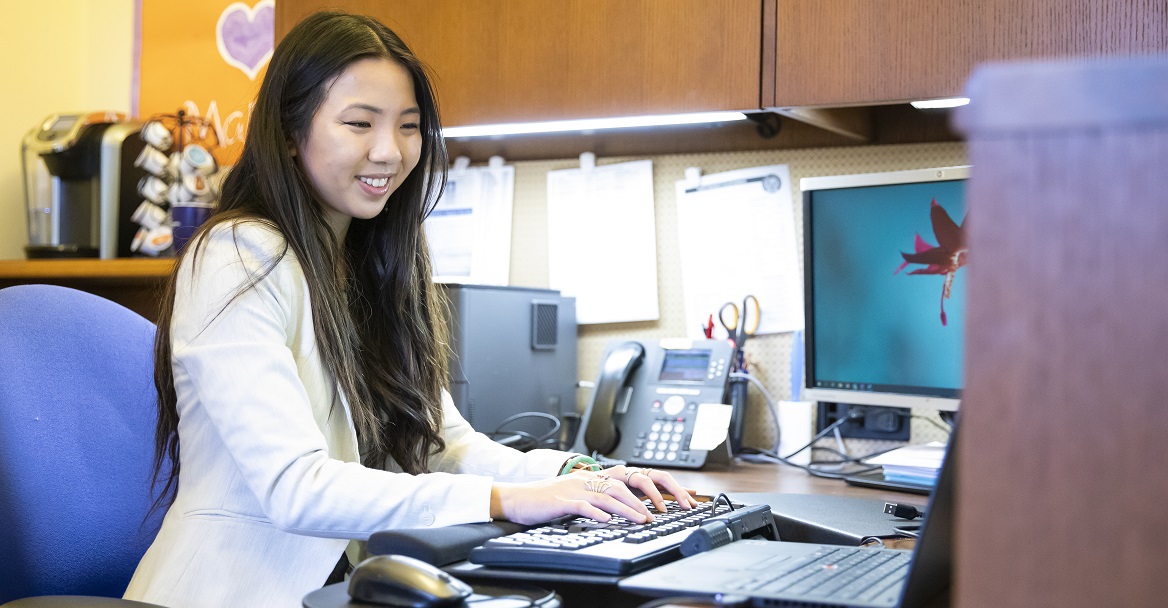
left=718, top=294, right=761, bottom=348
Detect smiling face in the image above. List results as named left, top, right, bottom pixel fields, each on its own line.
left=295, top=57, right=422, bottom=237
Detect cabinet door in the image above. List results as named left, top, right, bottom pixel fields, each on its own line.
left=277, top=0, right=762, bottom=126
left=771, top=0, right=1168, bottom=108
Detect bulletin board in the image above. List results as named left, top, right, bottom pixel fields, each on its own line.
left=507, top=141, right=969, bottom=455
left=136, top=0, right=274, bottom=165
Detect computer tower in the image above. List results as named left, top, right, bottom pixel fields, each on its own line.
left=440, top=284, right=577, bottom=448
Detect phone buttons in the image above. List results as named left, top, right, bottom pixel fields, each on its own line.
left=663, top=395, right=685, bottom=415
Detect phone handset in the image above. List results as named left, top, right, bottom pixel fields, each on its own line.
left=582, top=341, right=646, bottom=455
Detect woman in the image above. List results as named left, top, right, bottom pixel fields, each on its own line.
left=123, top=11, right=696, bottom=608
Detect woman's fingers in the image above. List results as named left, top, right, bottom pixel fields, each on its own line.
left=583, top=487, right=652, bottom=523
left=624, top=469, right=669, bottom=513
left=582, top=474, right=653, bottom=521
left=614, top=466, right=701, bottom=510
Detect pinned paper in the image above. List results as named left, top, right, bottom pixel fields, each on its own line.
left=690, top=403, right=734, bottom=451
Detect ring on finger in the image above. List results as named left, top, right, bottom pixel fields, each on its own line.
left=584, top=479, right=613, bottom=494
left=624, top=467, right=646, bottom=484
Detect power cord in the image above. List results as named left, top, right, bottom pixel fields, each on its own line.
left=488, top=412, right=561, bottom=452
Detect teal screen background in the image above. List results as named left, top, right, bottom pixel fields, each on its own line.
left=808, top=179, right=966, bottom=395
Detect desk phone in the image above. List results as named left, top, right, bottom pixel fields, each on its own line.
left=572, top=339, right=734, bottom=469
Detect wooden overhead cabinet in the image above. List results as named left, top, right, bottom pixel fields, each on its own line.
left=276, top=0, right=763, bottom=126
left=769, top=0, right=1168, bottom=109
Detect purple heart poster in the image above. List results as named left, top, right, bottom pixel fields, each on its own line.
left=137, top=0, right=276, bottom=164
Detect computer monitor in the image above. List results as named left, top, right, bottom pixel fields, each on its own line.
left=800, top=166, right=968, bottom=412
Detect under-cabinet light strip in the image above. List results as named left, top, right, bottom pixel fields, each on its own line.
left=442, top=111, right=749, bottom=138
left=910, top=97, right=970, bottom=110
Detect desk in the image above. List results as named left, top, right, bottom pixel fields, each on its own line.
left=311, top=462, right=928, bottom=608
left=0, top=259, right=171, bottom=322
left=669, top=461, right=927, bottom=505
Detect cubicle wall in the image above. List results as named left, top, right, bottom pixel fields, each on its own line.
left=505, top=141, right=967, bottom=453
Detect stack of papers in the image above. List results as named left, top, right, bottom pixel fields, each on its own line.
left=865, top=442, right=947, bottom=486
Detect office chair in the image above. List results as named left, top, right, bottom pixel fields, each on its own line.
left=0, top=285, right=168, bottom=608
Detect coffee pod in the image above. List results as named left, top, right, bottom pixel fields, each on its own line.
left=134, top=145, right=170, bottom=178
left=131, top=200, right=168, bottom=230
left=166, top=151, right=184, bottom=180
left=167, top=182, right=195, bottom=205
left=140, top=120, right=173, bottom=151
left=137, top=175, right=169, bottom=204
left=182, top=173, right=216, bottom=203
left=131, top=224, right=173, bottom=256
left=180, top=144, right=217, bottom=177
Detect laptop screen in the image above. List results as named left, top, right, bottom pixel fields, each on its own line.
left=897, top=424, right=956, bottom=607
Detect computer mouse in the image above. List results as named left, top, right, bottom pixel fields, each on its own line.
left=348, top=554, right=473, bottom=607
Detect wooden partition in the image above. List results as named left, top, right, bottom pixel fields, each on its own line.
left=954, top=56, right=1168, bottom=607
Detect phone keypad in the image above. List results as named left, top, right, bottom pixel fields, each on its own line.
left=633, top=415, right=692, bottom=463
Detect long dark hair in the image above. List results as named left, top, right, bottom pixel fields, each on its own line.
left=151, top=11, right=450, bottom=509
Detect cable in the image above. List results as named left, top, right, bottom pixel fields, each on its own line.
left=883, top=502, right=926, bottom=520
left=912, top=413, right=953, bottom=435
left=736, top=447, right=882, bottom=480
left=730, top=372, right=781, bottom=454
left=712, top=492, right=735, bottom=511
left=489, top=412, right=561, bottom=451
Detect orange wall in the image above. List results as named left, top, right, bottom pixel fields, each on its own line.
left=138, top=0, right=274, bottom=164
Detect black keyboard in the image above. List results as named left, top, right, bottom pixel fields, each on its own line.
left=728, top=546, right=912, bottom=603
left=467, top=499, right=735, bottom=575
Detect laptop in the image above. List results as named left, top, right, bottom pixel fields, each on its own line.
left=619, top=429, right=957, bottom=607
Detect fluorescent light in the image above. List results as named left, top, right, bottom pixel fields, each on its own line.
left=910, top=97, right=970, bottom=110
left=442, top=111, right=748, bottom=138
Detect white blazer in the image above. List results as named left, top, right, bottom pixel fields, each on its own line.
left=124, top=222, right=570, bottom=608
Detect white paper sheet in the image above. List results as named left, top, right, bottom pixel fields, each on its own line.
left=425, top=158, right=514, bottom=285
left=546, top=159, right=659, bottom=324
left=690, top=403, right=734, bottom=451
left=675, top=165, right=803, bottom=339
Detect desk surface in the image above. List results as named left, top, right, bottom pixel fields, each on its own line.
left=669, top=460, right=927, bottom=504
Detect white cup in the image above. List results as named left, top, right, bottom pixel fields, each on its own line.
left=137, top=175, right=169, bottom=204
left=180, top=144, right=217, bottom=177
left=167, top=182, right=194, bottom=205
left=131, top=224, right=173, bottom=256
left=140, top=120, right=173, bottom=151
left=131, top=200, right=168, bottom=229
left=166, top=151, right=184, bottom=180
left=182, top=173, right=216, bottom=203
left=134, top=145, right=170, bottom=178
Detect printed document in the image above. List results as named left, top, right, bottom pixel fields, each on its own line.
left=675, top=164, right=804, bottom=339
left=426, top=161, right=514, bottom=285
left=547, top=159, right=659, bottom=324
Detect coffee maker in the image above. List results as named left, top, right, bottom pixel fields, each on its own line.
left=22, top=112, right=148, bottom=258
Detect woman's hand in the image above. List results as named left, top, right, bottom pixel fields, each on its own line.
left=599, top=465, right=700, bottom=514
left=490, top=467, right=700, bottom=525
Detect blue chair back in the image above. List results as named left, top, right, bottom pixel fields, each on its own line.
left=0, top=285, right=166, bottom=602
